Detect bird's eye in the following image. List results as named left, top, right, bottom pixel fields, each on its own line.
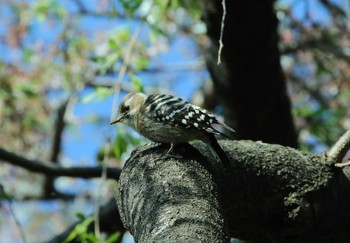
left=121, top=105, right=130, bottom=113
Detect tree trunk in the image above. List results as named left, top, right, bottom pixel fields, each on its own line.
left=202, top=0, right=298, bottom=148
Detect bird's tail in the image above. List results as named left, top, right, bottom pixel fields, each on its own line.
left=207, top=135, right=230, bottom=169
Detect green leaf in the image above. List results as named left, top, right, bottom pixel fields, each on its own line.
left=130, top=74, right=144, bottom=92
left=121, top=0, right=143, bottom=15
left=75, top=212, right=86, bottom=221
left=81, top=87, right=112, bottom=103
left=23, top=47, right=34, bottom=62
left=108, top=39, right=119, bottom=49
left=126, top=132, right=142, bottom=146
left=133, top=56, right=149, bottom=71
left=111, top=27, right=131, bottom=43
left=106, top=231, right=121, bottom=243
left=81, top=92, right=96, bottom=104
left=64, top=217, right=94, bottom=243
left=95, top=87, right=112, bottom=99
left=33, top=0, right=64, bottom=22
left=100, top=52, right=120, bottom=74
left=14, top=82, right=37, bottom=98
left=113, top=132, right=128, bottom=159
left=0, top=184, right=12, bottom=201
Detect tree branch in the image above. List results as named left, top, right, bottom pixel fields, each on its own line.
left=44, top=98, right=70, bottom=197
left=117, top=141, right=350, bottom=242
left=0, top=148, right=121, bottom=180
left=319, top=0, right=346, bottom=18
left=116, top=143, right=228, bottom=242
left=326, top=129, right=350, bottom=165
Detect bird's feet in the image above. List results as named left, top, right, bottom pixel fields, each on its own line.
left=161, top=144, right=184, bottom=160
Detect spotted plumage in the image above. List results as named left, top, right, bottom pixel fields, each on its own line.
left=142, top=94, right=234, bottom=138
left=111, top=92, right=235, bottom=168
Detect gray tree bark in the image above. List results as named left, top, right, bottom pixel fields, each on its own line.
left=116, top=141, right=350, bottom=242
left=116, top=144, right=228, bottom=242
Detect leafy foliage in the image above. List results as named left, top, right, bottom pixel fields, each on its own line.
left=64, top=213, right=121, bottom=243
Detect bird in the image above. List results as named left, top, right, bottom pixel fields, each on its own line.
left=110, top=92, right=235, bottom=168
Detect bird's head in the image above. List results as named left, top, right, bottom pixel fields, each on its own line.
left=110, top=92, right=148, bottom=129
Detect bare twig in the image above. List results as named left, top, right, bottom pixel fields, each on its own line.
left=0, top=186, right=27, bottom=243
left=334, top=161, right=350, bottom=168
left=110, top=23, right=144, bottom=122
left=326, top=130, right=350, bottom=165
left=0, top=148, right=121, bottom=180
left=319, top=0, right=346, bottom=18
left=7, top=202, right=27, bottom=243
left=94, top=138, right=111, bottom=240
left=217, top=0, right=226, bottom=65
left=86, top=80, right=134, bottom=91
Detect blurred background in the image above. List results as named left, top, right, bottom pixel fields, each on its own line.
left=0, top=0, right=349, bottom=242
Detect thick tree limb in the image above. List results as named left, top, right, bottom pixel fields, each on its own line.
left=116, top=143, right=228, bottom=242
left=117, top=141, right=350, bottom=242
left=0, top=148, right=121, bottom=180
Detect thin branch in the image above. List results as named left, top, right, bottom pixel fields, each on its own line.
left=110, top=23, right=144, bottom=123
left=318, top=0, right=346, bottom=18
left=326, top=130, right=350, bottom=165
left=281, top=33, right=349, bottom=61
left=1, top=186, right=27, bottom=243
left=50, top=97, right=69, bottom=163
left=44, top=98, right=70, bottom=197
left=7, top=201, right=28, bottom=243
left=85, top=80, right=134, bottom=91
left=94, top=139, right=111, bottom=240
left=217, top=0, right=226, bottom=65
left=334, top=161, right=350, bottom=168
left=0, top=148, right=121, bottom=180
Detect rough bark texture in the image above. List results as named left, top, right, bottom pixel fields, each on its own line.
left=116, top=144, right=228, bottom=243
left=116, top=141, right=350, bottom=242
left=202, top=0, right=298, bottom=148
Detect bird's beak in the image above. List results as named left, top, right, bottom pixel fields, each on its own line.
left=110, top=115, right=123, bottom=125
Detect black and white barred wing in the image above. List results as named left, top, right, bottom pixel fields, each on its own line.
left=144, top=94, right=234, bottom=137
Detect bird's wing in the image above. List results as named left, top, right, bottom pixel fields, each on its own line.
left=145, top=94, right=233, bottom=137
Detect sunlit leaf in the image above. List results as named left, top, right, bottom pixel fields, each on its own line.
left=108, top=39, right=119, bottom=50
left=130, top=74, right=144, bottom=92
left=106, top=231, right=121, bottom=243
left=64, top=217, right=94, bottom=243
left=81, top=87, right=112, bottom=103
left=121, top=0, right=143, bottom=15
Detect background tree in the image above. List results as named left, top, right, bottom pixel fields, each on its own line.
left=1, top=0, right=350, bottom=242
